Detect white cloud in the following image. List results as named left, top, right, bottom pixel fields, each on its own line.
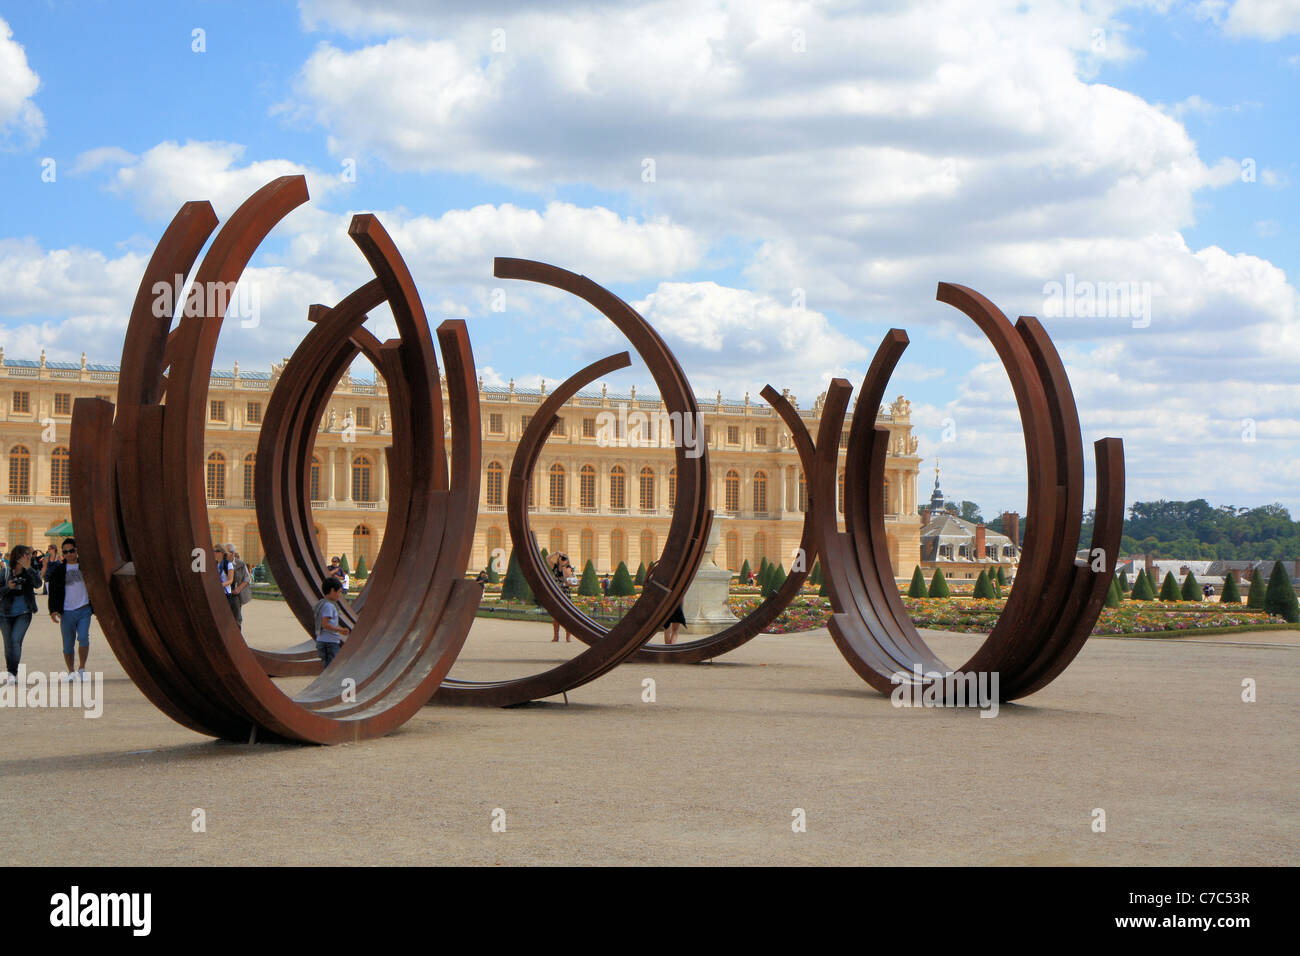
left=1222, top=0, right=1300, bottom=39
left=70, top=146, right=139, bottom=176
left=0, top=17, right=43, bottom=148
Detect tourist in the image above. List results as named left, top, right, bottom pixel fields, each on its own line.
left=646, top=560, right=686, bottom=644
left=47, top=537, right=94, bottom=681
left=224, top=543, right=252, bottom=629
left=475, top=568, right=490, bottom=585
left=600, top=573, right=610, bottom=596
left=312, top=577, right=350, bottom=667
left=1, top=545, right=42, bottom=685
left=42, top=543, right=59, bottom=594
left=549, top=552, right=574, bottom=642
left=215, top=544, right=235, bottom=610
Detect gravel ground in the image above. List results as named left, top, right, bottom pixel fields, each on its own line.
left=3, top=600, right=1296, bottom=866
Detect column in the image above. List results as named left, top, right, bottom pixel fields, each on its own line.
left=342, top=447, right=353, bottom=504
left=376, top=445, right=388, bottom=506
left=325, top=442, right=336, bottom=504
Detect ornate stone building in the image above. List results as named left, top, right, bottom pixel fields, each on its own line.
left=0, top=351, right=923, bottom=580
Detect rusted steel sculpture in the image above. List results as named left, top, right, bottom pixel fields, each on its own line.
left=70, top=176, right=483, bottom=743
left=812, top=283, right=1125, bottom=701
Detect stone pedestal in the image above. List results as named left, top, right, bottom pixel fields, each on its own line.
left=681, top=517, right=739, bottom=636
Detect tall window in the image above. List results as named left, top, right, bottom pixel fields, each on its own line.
left=579, top=464, right=596, bottom=510
left=582, top=417, right=596, bottom=438
left=54, top=393, right=72, bottom=415
left=550, top=529, right=565, bottom=555
left=12, top=391, right=30, bottom=414
left=310, top=455, right=321, bottom=501
left=521, top=414, right=531, bottom=432
left=243, top=453, right=256, bottom=499
left=210, top=522, right=225, bottom=547
left=485, top=527, right=503, bottom=571
left=488, top=413, right=503, bottom=434
left=668, top=467, right=676, bottom=508
left=205, top=452, right=225, bottom=500
left=610, top=529, right=626, bottom=567
left=639, top=529, right=655, bottom=564
left=727, top=424, right=740, bottom=445
left=553, top=417, right=566, bottom=436
left=580, top=528, right=595, bottom=570
left=50, top=446, right=71, bottom=497
left=755, top=426, right=767, bottom=446
left=549, top=463, right=566, bottom=509
left=725, top=531, right=740, bottom=571
left=486, top=461, right=504, bottom=508
left=209, top=400, right=225, bottom=422
left=882, top=480, right=890, bottom=515
left=246, top=401, right=262, bottom=424
left=609, top=466, right=626, bottom=510
left=753, top=533, right=767, bottom=564
left=838, top=470, right=845, bottom=514
left=355, top=407, right=371, bottom=428
left=353, top=524, right=373, bottom=565
left=243, top=524, right=262, bottom=564
left=639, top=467, right=655, bottom=511
left=352, top=455, right=372, bottom=502
left=798, top=471, right=807, bottom=513
left=8, top=445, right=30, bottom=496
left=753, top=471, right=767, bottom=513
left=7, top=519, right=28, bottom=547
left=724, top=469, right=740, bottom=513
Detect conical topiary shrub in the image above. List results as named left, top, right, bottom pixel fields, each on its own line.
left=818, top=571, right=829, bottom=597
left=1104, top=576, right=1120, bottom=608
left=1247, top=568, right=1267, bottom=609
left=609, top=561, right=635, bottom=596
left=486, top=558, right=500, bottom=584
left=907, top=565, right=927, bottom=598
left=1181, top=570, right=1201, bottom=601
left=354, top=554, right=368, bottom=579
left=1118, top=568, right=1130, bottom=593
left=767, top=563, right=787, bottom=596
left=759, top=556, right=769, bottom=579
left=1264, top=560, right=1300, bottom=623
left=1131, top=569, right=1155, bottom=601
left=499, top=549, right=534, bottom=603
left=809, top=560, right=822, bottom=586
left=739, top=558, right=752, bottom=584
left=634, top=561, right=646, bottom=586
left=1159, top=571, right=1181, bottom=602
left=1220, top=572, right=1241, bottom=604
left=338, top=553, right=351, bottom=576
left=972, top=569, right=997, bottom=600
left=928, top=567, right=951, bottom=598
left=996, top=565, right=1008, bottom=587
left=577, top=559, right=601, bottom=596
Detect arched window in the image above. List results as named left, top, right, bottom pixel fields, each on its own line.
left=639, top=529, right=655, bottom=564
left=486, top=460, right=504, bottom=508
left=244, top=453, right=256, bottom=500
left=753, top=470, right=767, bottom=513
left=837, top=469, right=845, bottom=514
left=353, top=523, right=374, bottom=565
left=352, top=455, right=372, bottom=502
left=7, top=519, right=28, bottom=547
left=725, top=530, right=740, bottom=571
left=7, top=445, right=30, bottom=497
left=797, top=470, right=807, bottom=513
left=485, top=527, right=503, bottom=572
left=668, top=467, right=677, bottom=509
left=50, top=446, right=71, bottom=497
left=610, top=465, right=626, bottom=510
left=549, top=463, right=566, bottom=509
left=550, top=528, right=565, bottom=555
left=210, top=521, right=225, bottom=548
left=579, top=464, right=596, bottom=510
left=580, top=528, right=595, bottom=570
left=753, top=533, right=767, bottom=564
left=205, top=452, right=225, bottom=501
left=243, top=523, right=262, bottom=564
left=724, top=469, right=740, bottom=513
left=639, top=467, right=655, bottom=511
left=610, top=529, right=626, bottom=568
left=310, top=455, right=322, bottom=501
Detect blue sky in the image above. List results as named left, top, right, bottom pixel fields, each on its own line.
left=1, top=0, right=1297, bottom=519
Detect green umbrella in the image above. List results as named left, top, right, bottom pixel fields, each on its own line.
left=46, top=520, right=74, bottom=537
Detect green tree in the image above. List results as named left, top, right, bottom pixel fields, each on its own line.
left=996, top=566, right=1008, bottom=587
left=486, top=559, right=500, bottom=584
left=809, top=559, right=822, bottom=586
left=972, top=569, right=997, bottom=599
left=610, top=561, right=635, bottom=596
left=1247, top=568, right=1267, bottom=609
left=1117, top=568, right=1130, bottom=593
left=739, top=559, right=752, bottom=584
left=1131, top=569, right=1155, bottom=601
left=907, top=565, right=928, bottom=598
left=354, top=554, right=368, bottom=579
left=577, top=559, right=601, bottom=597
left=928, top=567, right=951, bottom=598
left=1263, top=560, right=1300, bottom=623
left=1180, top=570, right=1201, bottom=601
left=499, top=550, right=534, bottom=603
left=759, top=556, right=769, bottom=578
left=766, top=563, right=787, bottom=596
left=1220, top=572, right=1242, bottom=604
left=818, top=572, right=829, bottom=597
left=338, top=553, right=351, bottom=576
left=634, top=561, right=646, bottom=586
left=1104, top=577, right=1120, bottom=608
left=1159, top=571, right=1181, bottom=602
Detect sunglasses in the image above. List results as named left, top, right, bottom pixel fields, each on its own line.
left=62, top=549, right=76, bottom=555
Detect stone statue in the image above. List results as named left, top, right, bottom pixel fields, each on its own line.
left=327, top=408, right=337, bottom=431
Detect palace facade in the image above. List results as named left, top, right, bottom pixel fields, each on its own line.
left=0, top=350, right=923, bottom=580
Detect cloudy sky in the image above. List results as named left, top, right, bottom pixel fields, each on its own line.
left=0, top=0, right=1296, bottom=518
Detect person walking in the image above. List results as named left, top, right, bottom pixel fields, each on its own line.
left=312, top=577, right=351, bottom=667
left=645, top=560, right=685, bottom=644
left=1, top=545, right=42, bottom=685
left=47, top=537, right=94, bottom=681
left=548, top=552, right=575, bottom=642
left=41, top=544, right=59, bottom=595
left=223, top=543, right=252, bottom=629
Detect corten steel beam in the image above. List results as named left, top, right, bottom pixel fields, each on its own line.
left=430, top=258, right=715, bottom=705
left=813, top=283, right=1124, bottom=701
left=71, top=177, right=482, bottom=743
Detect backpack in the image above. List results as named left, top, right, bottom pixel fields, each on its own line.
left=236, top=560, right=254, bottom=605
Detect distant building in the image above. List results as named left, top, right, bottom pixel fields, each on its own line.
left=917, top=463, right=1019, bottom=582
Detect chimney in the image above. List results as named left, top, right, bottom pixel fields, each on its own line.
left=1001, top=511, right=1019, bottom=548
left=920, top=508, right=930, bottom=526
left=1145, top=553, right=1154, bottom=577
left=975, top=523, right=986, bottom=559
